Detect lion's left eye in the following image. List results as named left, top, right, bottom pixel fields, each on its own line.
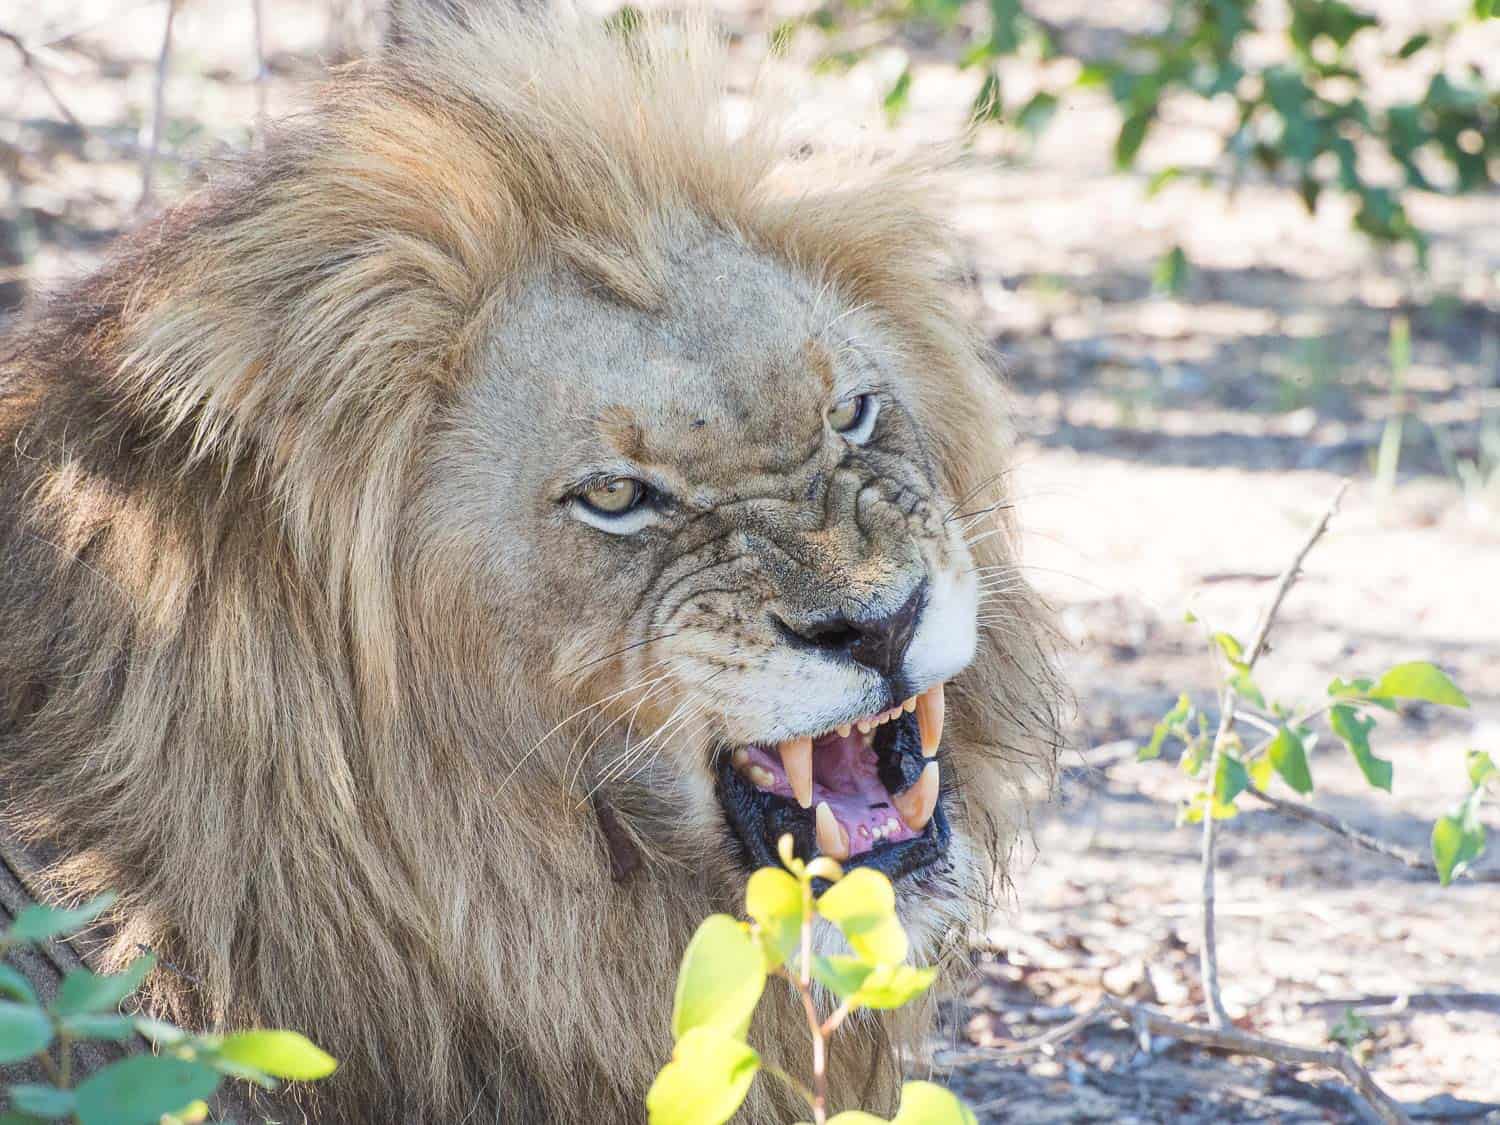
left=828, top=393, right=879, bottom=443
left=569, top=477, right=656, bottom=535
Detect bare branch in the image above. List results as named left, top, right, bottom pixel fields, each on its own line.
left=0, top=28, right=82, bottom=128
left=1199, top=479, right=1350, bottom=1026
left=137, top=0, right=180, bottom=211
left=1246, top=783, right=1499, bottom=883
left=947, top=994, right=1413, bottom=1125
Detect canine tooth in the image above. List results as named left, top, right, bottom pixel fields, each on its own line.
left=857, top=719, right=874, bottom=734
left=815, top=802, right=850, bottom=861
left=748, top=765, right=776, bottom=789
left=856, top=825, right=870, bottom=841
left=916, top=683, right=944, bottom=757
left=731, top=748, right=749, bottom=768
left=892, top=762, right=940, bottom=831
left=779, top=736, right=814, bottom=809
left=903, top=696, right=917, bottom=713
left=837, top=724, right=852, bottom=738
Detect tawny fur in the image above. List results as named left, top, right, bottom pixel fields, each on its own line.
left=0, top=10, right=1062, bottom=1122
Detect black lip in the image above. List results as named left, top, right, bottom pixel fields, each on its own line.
left=713, top=711, right=952, bottom=883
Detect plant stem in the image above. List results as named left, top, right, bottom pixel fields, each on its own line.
left=797, top=875, right=829, bottom=1124
left=1198, top=480, right=1349, bottom=1027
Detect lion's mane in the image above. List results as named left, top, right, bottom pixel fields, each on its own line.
left=0, top=10, right=1062, bottom=1122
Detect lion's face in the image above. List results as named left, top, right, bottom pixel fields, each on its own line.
left=420, top=224, right=982, bottom=910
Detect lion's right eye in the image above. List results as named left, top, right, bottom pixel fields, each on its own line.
left=569, top=477, right=655, bottom=535
left=579, top=478, right=644, bottom=516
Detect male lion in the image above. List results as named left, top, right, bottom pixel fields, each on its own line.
left=0, top=7, right=1061, bottom=1122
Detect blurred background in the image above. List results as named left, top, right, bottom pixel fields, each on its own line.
left=3, top=1, right=1498, bottom=1120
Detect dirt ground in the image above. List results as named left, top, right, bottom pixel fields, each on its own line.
left=3, top=2, right=1498, bottom=1122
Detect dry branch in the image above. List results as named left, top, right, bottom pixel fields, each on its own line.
left=1246, top=783, right=1499, bottom=883
left=0, top=28, right=82, bottom=128
left=137, top=0, right=179, bottom=211
left=1198, top=479, right=1350, bottom=1026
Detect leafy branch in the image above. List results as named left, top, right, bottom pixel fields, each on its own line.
left=0, top=894, right=337, bottom=1124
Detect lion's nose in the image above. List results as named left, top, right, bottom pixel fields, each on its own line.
left=775, top=581, right=928, bottom=681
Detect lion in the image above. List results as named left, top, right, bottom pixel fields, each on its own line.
left=0, top=7, right=1061, bottom=1122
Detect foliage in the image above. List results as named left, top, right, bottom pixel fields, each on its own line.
left=0, top=895, right=336, bottom=1124
left=648, top=836, right=970, bottom=1125
left=1140, top=619, right=1490, bottom=882
left=788, top=0, right=1499, bottom=273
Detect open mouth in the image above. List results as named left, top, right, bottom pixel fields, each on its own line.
left=715, top=684, right=951, bottom=881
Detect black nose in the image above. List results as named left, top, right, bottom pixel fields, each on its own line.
left=776, top=582, right=928, bottom=681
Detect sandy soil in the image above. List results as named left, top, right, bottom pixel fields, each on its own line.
left=3, top=2, right=1497, bottom=1121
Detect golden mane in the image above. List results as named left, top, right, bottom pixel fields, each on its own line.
left=0, top=9, right=1062, bottom=1121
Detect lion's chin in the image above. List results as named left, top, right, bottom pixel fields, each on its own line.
left=713, top=685, right=954, bottom=884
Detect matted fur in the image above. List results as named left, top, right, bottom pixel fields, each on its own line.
left=0, top=9, right=1062, bottom=1122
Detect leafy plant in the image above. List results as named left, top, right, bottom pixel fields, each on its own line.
left=788, top=0, right=1499, bottom=275
left=647, top=836, right=973, bottom=1125
left=0, top=895, right=337, bottom=1124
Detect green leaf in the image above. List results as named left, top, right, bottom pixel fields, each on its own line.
left=1369, top=662, right=1469, bottom=708
left=883, top=68, right=913, bottom=125
left=1140, top=694, right=1192, bottom=761
left=1331, top=705, right=1391, bottom=792
left=1467, top=750, right=1497, bottom=789
left=1016, top=91, right=1058, bottom=135
left=1432, top=792, right=1486, bottom=886
left=1248, top=754, right=1276, bottom=791
left=892, top=1080, right=979, bottom=1124
left=971, top=70, right=1003, bottom=123
left=646, top=1027, right=759, bottom=1125
left=745, top=868, right=802, bottom=971
left=133, top=1017, right=188, bottom=1046
left=0, top=964, right=37, bottom=1004
left=1153, top=246, right=1190, bottom=296
left=6, top=894, right=116, bottom=944
left=671, top=915, right=765, bottom=1041
left=1267, top=726, right=1314, bottom=795
left=59, top=1013, right=138, bottom=1042
left=1214, top=752, right=1251, bottom=807
left=1212, top=632, right=1246, bottom=669
left=1476, top=0, right=1496, bottom=19
left=73, top=1055, right=221, bottom=1125
left=811, top=954, right=875, bottom=1001
left=1146, top=166, right=1181, bottom=198
left=1328, top=1007, right=1373, bottom=1049
left=816, top=868, right=907, bottom=965
left=848, top=963, right=938, bottom=1011
left=1397, top=33, right=1432, bottom=58
left=0, top=1001, right=54, bottom=1064
left=7, top=1086, right=74, bottom=1119
left=1229, top=670, right=1265, bottom=710
left=1114, top=109, right=1153, bottom=169
left=217, top=1029, right=337, bottom=1081
left=0, top=1114, right=50, bottom=1125
left=52, top=955, right=153, bottom=1018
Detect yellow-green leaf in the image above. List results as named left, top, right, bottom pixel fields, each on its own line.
left=849, top=963, right=938, bottom=1011
left=891, top=1080, right=978, bottom=1125
left=671, top=915, right=765, bottom=1040
left=745, top=868, right=802, bottom=970
left=1432, top=793, right=1486, bottom=886
left=646, top=1027, right=759, bottom=1125
left=810, top=954, right=874, bottom=1001
left=1369, top=662, right=1468, bottom=708
left=217, top=1030, right=338, bottom=1081
left=1467, top=750, right=1496, bottom=788
left=816, top=868, right=907, bottom=965
left=1331, top=705, right=1391, bottom=792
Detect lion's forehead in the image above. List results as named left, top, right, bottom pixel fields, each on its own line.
left=475, top=234, right=902, bottom=485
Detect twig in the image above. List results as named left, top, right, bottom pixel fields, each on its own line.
left=1245, top=784, right=1500, bottom=882
left=249, top=0, right=268, bottom=137
left=0, top=28, right=82, bottom=128
left=1198, top=479, right=1349, bottom=1027
left=137, top=0, right=179, bottom=211
left=948, top=994, right=1412, bottom=1125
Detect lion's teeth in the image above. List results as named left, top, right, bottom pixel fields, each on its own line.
left=915, top=683, right=944, bottom=757
left=731, top=747, right=749, bottom=768
left=779, top=736, right=814, bottom=809
left=748, top=765, right=776, bottom=789
left=902, top=696, right=917, bottom=713
left=815, top=801, right=849, bottom=860
left=857, top=719, right=874, bottom=734
left=892, top=762, right=940, bottom=830
left=837, top=724, right=852, bottom=738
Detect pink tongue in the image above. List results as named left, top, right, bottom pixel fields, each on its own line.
left=743, top=730, right=918, bottom=857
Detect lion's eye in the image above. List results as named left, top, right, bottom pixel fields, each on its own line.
left=578, top=478, right=645, bottom=516
left=828, top=393, right=879, bottom=443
